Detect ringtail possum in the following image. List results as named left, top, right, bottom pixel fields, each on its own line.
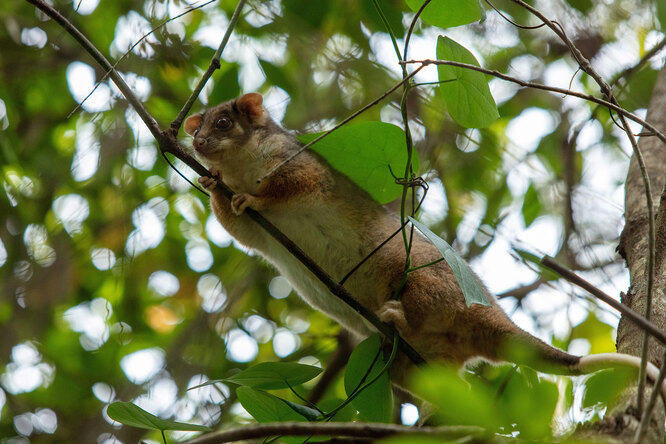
left=184, top=93, right=664, bottom=394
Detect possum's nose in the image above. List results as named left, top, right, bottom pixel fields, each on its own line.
left=193, top=137, right=207, bottom=151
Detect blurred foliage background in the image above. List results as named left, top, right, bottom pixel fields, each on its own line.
left=0, top=0, right=664, bottom=442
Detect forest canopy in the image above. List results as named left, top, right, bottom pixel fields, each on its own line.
left=1, top=0, right=665, bottom=442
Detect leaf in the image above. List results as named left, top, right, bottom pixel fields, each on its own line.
left=502, top=368, right=558, bottom=439
left=281, top=399, right=321, bottom=421
left=656, top=0, right=666, bottom=30
left=106, top=402, right=211, bottom=432
left=298, top=121, right=417, bottom=204
left=570, top=313, right=616, bottom=355
left=409, top=217, right=491, bottom=306
left=565, top=0, right=593, bottom=14
left=260, top=60, right=295, bottom=94
left=283, top=0, right=328, bottom=28
left=236, top=386, right=308, bottom=422
left=344, top=334, right=393, bottom=423
left=223, top=362, right=322, bottom=390
left=436, top=36, right=499, bottom=128
left=521, top=184, right=541, bottom=227
left=409, top=364, right=498, bottom=429
left=405, top=0, right=483, bottom=29
left=582, top=367, right=636, bottom=409
left=209, top=64, right=241, bottom=104
left=317, top=398, right=356, bottom=422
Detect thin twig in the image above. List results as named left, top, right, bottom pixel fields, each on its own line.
left=484, top=0, right=546, bottom=30
left=183, top=422, right=484, bottom=444
left=496, top=278, right=545, bottom=301
left=399, top=59, right=666, bottom=146
left=541, top=257, right=666, bottom=347
left=340, top=180, right=428, bottom=286
left=257, top=65, right=425, bottom=183
left=403, top=0, right=432, bottom=62
left=508, top=0, right=613, bottom=98
left=371, top=0, right=406, bottom=78
left=610, top=36, right=666, bottom=87
left=26, top=0, right=163, bottom=142
left=68, top=0, right=217, bottom=118
left=170, top=0, right=248, bottom=132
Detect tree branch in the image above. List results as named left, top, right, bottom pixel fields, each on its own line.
left=496, top=278, right=545, bottom=301
left=183, top=421, right=484, bottom=444
left=26, top=0, right=426, bottom=366
left=541, top=256, right=666, bottom=347
left=399, top=59, right=666, bottom=146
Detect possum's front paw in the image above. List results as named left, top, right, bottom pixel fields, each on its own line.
left=231, top=193, right=256, bottom=215
left=198, top=169, right=222, bottom=191
left=377, top=300, right=413, bottom=338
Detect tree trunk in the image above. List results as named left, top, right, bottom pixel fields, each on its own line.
left=597, top=65, right=666, bottom=442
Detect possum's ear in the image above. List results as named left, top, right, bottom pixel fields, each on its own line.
left=184, top=114, right=202, bottom=135
left=236, top=93, right=264, bottom=121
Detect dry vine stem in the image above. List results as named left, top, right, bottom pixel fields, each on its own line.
left=25, top=0, right=426, bottom=366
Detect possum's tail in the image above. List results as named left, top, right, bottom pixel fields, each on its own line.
left=576, top=353, right=666, bottom=402
left=498, top=328, right=666, bottom=403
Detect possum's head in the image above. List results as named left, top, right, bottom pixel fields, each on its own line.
left=184, top=93, right=267, bottom=160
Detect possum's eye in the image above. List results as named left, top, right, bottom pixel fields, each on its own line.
left=193, top=128, right=200, bottom=137
left=215, top=116, right=232, bottom=130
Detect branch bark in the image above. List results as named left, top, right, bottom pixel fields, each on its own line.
left=183, top=421, right=484, bottom=444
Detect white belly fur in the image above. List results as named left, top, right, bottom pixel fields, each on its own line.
left=249, top=203, right=376, bottom=336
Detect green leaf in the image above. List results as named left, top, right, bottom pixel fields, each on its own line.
left=405, top=0, right=483, bottom=29
left=106, top=402, right=211, bottom=432
left=283, top=0, right=328, bottom=28
left=570, top=313, right=616, bottom=355
left=409, top=217, right=491, bottom=306
left=436, top=36, right=499, bottom=128
left=281, top=399, right=321, bottom=421
left=236, top=386, right=308, bottom=422
left=582, top=367, right=636, bottom=409
left=521, top=184, right=541, bottom=227
left=409, top=364, right=498, bottom=428
left=260, top=60, right=295, bottom=94
left=223, top=362, right=322, bottom=390
left=501, top=368, right=558, bottom=439
left=317, top=398, right=356, bottom=422
left=209, top=64, right=241, bottom=104
left=344, top=334, right=393, bottom=423
left=298, top=121, right=417, bottom=204
left=655, top=0, right=666, bottom=30
left=565, top=0, right=593, bottom=14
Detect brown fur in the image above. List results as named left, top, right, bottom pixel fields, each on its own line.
left=185, top=93, right=585, bottom=375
